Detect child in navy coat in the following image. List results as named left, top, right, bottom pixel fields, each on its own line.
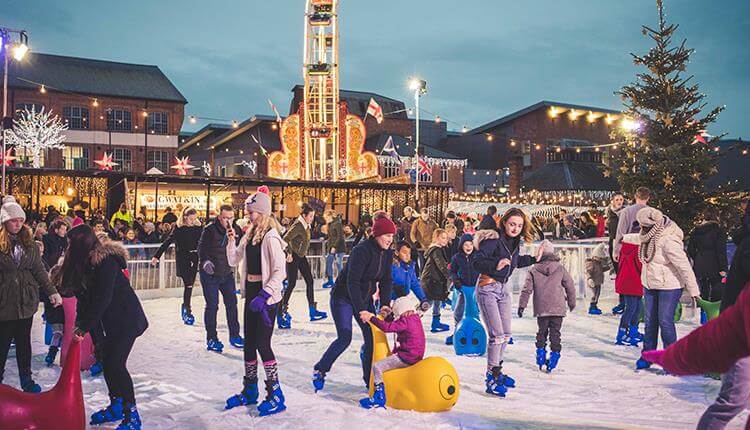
left=446, top=234, right=479, bottom=345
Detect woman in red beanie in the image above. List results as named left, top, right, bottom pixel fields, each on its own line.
left=312, top=215, right=397, bottom=395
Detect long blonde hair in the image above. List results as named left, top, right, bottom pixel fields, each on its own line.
left=247, top=213, right=282, bottom=245
left=177, top=207, right=201, bottom=227
left=0, top=224, right=34, bottom=255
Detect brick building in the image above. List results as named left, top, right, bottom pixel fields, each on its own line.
left=2, top=53, right=187, bottom=173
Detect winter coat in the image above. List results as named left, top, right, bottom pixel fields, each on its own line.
left=197, top=219, right=241, bottom=278
left=420, top=245, right=451, bottom=301
left=161, top=212, right=178, bottom=225
left=614, top=203, right=649, bottom=256
left=109, top=210, right=132, bottom=228
left=123, top=238, right=146, bottom=260
left=721, top=237, right=750, bottom=312
left=138, top=230, right=161, bottom=244
left=519, top=254, right=576, bottom=317
left=333, top=238, right=393, bottom=313
left=615, top=234, right=644, bottom=297
left=399, top=216, right=416, bottom=246
left=325, top=216, right=346, bottom=254
left=391, top=261, right=426, bottom=302
left=153, top=225, right=202, bottom=278
left=581, top=223, right=597, bottom=239
left=660, top=280, right=750, bottom=385
left=75, top=242, right=148, bottom=338
left=640, top=222, right=700, bottom=297
left=585, top=243, right=613, bottom=287
left=42, top=232, right=67, bottom=268
left=410, top=218, right=438, bottom=251
left=596, top=215, right=606, bottom=238
left=450, top=250, right=479, bottom=288
left=606, top=205, right=623, bottom=240
left=560, top=224, right=586, bottom=240
left=283, top=216, right=311, bottom=257
left=477, top=215, right=498, bottom=232
left=687, top=221, right=728, bottom=279
left=226, top=227, right=287, bottom=303
left=370, top=313, right=425, bottom=365
left=445, top=237, right=460, bottom=261
left=0, top=236, right=56, bottom=321
left=473, top=229, right=536, bottom=284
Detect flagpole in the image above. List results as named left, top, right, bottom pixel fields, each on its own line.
left=414, top=88, right=420, bottom=207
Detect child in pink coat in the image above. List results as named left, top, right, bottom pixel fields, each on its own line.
left=358, top=296, right=426, bottom=409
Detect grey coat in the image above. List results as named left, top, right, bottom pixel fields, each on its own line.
left=519, top=254, right=576, bottom=317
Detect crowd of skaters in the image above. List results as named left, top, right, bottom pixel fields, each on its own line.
left=0, top=187, right=749, bottom=428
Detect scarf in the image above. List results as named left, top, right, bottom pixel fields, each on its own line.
left=639, top=219, right=668, bottom=264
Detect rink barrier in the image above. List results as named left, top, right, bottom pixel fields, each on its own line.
left=122, top=238, right=608, bottom=301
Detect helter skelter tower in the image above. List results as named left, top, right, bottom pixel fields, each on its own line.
left=267, top=0, right=379, bottom=182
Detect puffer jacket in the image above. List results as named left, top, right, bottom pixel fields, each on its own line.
left=420, top=244, right=450, bottom=301
left=0, top=234, right=56, bottom=321
left=283, top=217, right=311, bottom=257
left=450, top=234, right=479, bottom=287
left=391, top=261, right=426, bottom=302
left=687, top=221, right=728, bottom=279
left=519, top=253, right=576, bottom=317
left=640, top=222, right=700, bottom=297
left=615, top=234, right=644, bottom=296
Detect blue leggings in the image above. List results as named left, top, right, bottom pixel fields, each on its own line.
left=618, top=295, right=643, bottom=329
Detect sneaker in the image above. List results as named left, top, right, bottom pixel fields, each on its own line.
left=309, top=303, right=328, bottom=322
left=430, top=316, right=450, bottom=333
left=277, top=312, right=292, bottom=329
left=546, top=351, right=561, bottom=373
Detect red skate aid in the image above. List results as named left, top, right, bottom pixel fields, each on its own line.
left=0, top=337, right=86, bottom=430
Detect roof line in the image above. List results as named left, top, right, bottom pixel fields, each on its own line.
left=24, top=52, right=163, bottom=69
left=290, top=84, right=404, bottom=104
left=209, top=115, right=277, bottom=149
left=178, top=123, right=233, bottom=151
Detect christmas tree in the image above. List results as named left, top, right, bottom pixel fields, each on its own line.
left=611, top=0, right=724, bottom=229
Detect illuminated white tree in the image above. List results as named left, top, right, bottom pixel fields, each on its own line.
left=5, top=107, right=68, bottom=168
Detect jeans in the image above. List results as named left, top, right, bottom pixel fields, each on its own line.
left=102, top=334, right=138, bottom=404
left=477, top=281, right=512, bottom=368
left=325, top=252, right=344, bottom=280
left=697, top=357, right=750, bottom=429
left=642, top=288, right=682, bottom=352
left=0, top=318, right=33, bottom=380
left=315, top=295, right=375, bottom=385
left=200, top=271, right=240, bottom=341
left=619, top=294, right=643, bottom=329
left=282, top=253, right=315, bottom=310
left=431, top=301, right=442, bottom=317
left=453, top=290, right=466, bottom=325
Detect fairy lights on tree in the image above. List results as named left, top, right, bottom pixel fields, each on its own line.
left=5, top=107, right=68, bottom=168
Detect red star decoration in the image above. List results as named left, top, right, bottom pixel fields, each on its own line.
left=94, top=152, right=118, bottom=170
left=692, top=129, right=710, bottom=145
left=170, top=156, right=195, bottom=175
left=1, top=148, right=17, bottom=166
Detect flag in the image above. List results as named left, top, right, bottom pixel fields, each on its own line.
left=268, top=99, right=282, bottom=123
left=251, top=134, right=268, bottom=157
left=381, top=136, right=401, bottom=163
left=366, top=98, right=384, bottom=124
left=418, top=159, right=431, bottom=175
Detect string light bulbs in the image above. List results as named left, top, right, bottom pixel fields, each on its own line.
left=189, top=116, right=197, bottom=124
left=92, top=98, right=99, bottom=107
left=39, top=85, right=46, bottom=94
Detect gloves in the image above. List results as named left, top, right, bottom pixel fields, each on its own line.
left=641, top=349, right=666, bottom=367
left=202, top=260, right=215, bottom=275
left=419, top=300, right=431, bottom=312
left=249, top=290, right=274, bottom=328
left=517, top=307, right=524, bottom=318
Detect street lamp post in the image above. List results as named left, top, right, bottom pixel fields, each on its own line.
left=1, top=27, right=29, bottom=196
left=408, top=78, right=427, bottom=207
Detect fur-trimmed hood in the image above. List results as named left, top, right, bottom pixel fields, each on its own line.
left=90, top=241, right=129, bottom=267
left=473, top=229, right=498, bottom=249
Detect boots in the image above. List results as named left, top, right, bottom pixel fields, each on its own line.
left=322, top=277, right=335, bottom=289
left=359, top=382, right=386, bottom=409
left=90, top=361, right=104, bottom=377
left=484, top=369, right=507, bottom=397
left=309, top=302, right=328, bottom=321
left=536, top=348, right=547, bottom=370
left=258, top=380, right=286, bottom=416
left=229, top=336, right=244, bottom=348
left=445, top=334, right=453, bottom=345
left=627, top=326, right=642, bottom=346
left=430, top=316, right=450, bottom=333
left=225, top=377, right=259, bottom=409
left=115, top=403, right=141, bottom=430
left=612, top=303, right=625, bottom=315
left=181, top=304, right=195, bottom=325
left=636, top=358, right=651, bottom=370
left=90, top=396, right=125, bottom=424
left=19, top=374, right=41, bottom=393
left=207, top=338, right=224, bottom=353
left=588, top=303, right=603, bottom=315
left=312, top=369, right=326, bottom=392
left=277, top=305, right=292, bottom=329
left=615, top=327, right=631, bottom=345
left=45, top=345, right=59, bottom=366
left=546, top=351, right=561, bottom=372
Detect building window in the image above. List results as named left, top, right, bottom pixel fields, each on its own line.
left=15, top=103, right=44, bottom=116
left=419, top=170, right=432, bottom=183
left=62, top=146, right=90, bottom=169
left=147, top=150, right=169, bottom=172
left=523, top=141, right=532, bottom=167
left=107, top=109, right=132, bottom=132
left=62, top=106, right=90, bottom=130
left=148, top=112, right=169, bottom=134
left=15, top=147, right=46, bottom=167
left=219, top=165, right=227, bottom=177
left=112, top=148, right=132, bottom=172
left=383, top=160, right=400, bottom=178
left=440, top=164, right=449, bottom=183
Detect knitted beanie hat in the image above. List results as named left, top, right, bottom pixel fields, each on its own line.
left=371, top=216, right=397, bottom=237
left=245, top=192, right=272, bottom=216
left=636, top=207, right=663, bottom=228
left=1, top=196, right=26, bottom=223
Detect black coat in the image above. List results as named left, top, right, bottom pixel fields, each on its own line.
left=154, top=225, right=202, bottom=278
left=42, top=233, right=68, bottom=268
left=333, top=238, right=393, bottom=312
left=477, top=215, right=498, bottom=232
left=688, top=222, right=728, bottom=279
left=75, top=242, right=148, bottom=338
left=721, top=238, right=750, bottom=313
left=197, top=220, right=240, bottom=278
left=606, top=206, right=622, bottom=240
left=473, top=229, right=536, bottom=283
left=421, top=245, right=451, bottom=301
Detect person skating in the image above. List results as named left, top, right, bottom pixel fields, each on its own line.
left=687, top=208, right=728, bottom=309
left=518, top=240, right=576, bottom=373
left=312, top=216, right=396, bottom=392
left=358, top=296, right=425, bottom=409
left=0, top=196, right=63, bottom=392
left=61, top=225, right=148, bottom=429
left=323, top=210, right=346, bottom=289
left=280, top=203, right=326, bottom=328
left=391, top=241, right=429, bottom=308
left=410, top=208, right=438, bottom=271
left=420, top=229, right=452, bottom=333
left=634, top=207, right=700, bottom=370
left=197, top=204, right=243, bottom=352
left=447, top=233, right=479, bottom=345
left=152, top=207, right=202, bottom=326
left=607, top=193, right=625, bottom=314
left=584, top=242, right=613, bottom=315
left=225, top=190, right=288, bottom=416
left=473, top=208, right=543, bottom=397
left=614, top=233, right=644, bottom=346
